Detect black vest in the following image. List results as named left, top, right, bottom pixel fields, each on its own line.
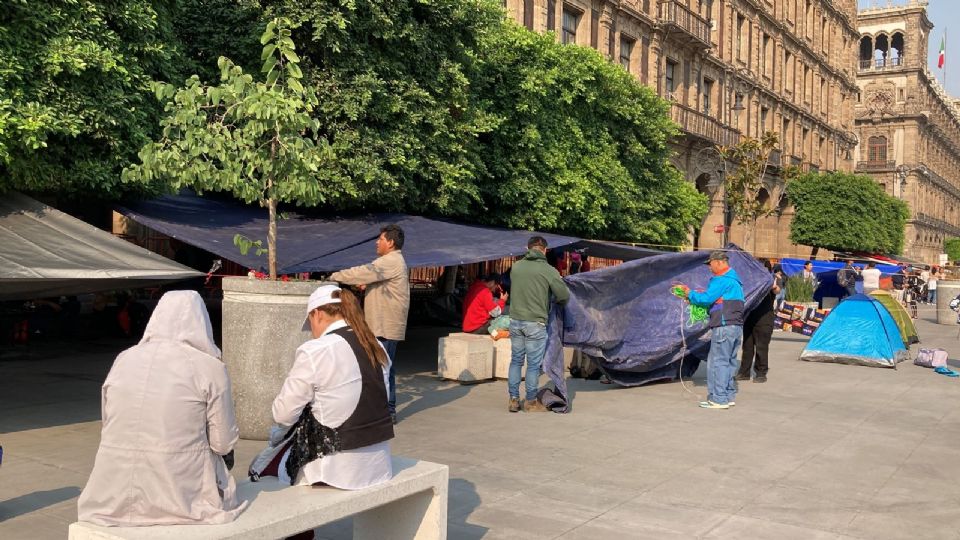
left=330, top=327, right=394, bottom=450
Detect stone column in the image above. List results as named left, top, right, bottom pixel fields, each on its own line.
left=936, top=280, right=960, bottom=325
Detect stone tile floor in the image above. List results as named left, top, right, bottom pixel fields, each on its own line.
left=2, top=306, right=960, bottom=539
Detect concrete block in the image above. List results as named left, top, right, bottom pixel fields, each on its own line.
left=68, top=456, right=449, bottom=540
left=492, top=338, right=512, bottom=379
left=437, top=333, right=494, bottom=382
left=492, top=340, right=577, bottom=380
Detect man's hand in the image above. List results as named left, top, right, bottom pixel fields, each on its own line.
left=501, top=291, right=509, bottom=303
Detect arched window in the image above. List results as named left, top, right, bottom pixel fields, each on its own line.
left=868, top=136, right=887, bottom=163
left=859, top=36, right=873, bottom=69
left=891, top=32, right=905, bottom=66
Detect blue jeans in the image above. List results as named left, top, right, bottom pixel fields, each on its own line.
left=508, top=320, right=547, bottom=401
left=706, top=325, right=742, bottom=405
left=928, top=289, right=937, bottom=304
left=378, top=338, right=399, bottom=414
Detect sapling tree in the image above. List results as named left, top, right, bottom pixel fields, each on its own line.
left=125, top=18, right=337, bottom=278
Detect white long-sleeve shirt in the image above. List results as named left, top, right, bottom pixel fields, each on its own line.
left=272, top=320, right=392, bottom=489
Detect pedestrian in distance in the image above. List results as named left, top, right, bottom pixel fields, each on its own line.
left=330, top=224, right=409, bottom=424
left=837, top=259, right=859, bottom=299
left=677, top=250, right=746, bottom=410
left=738, top=260, right=778, bottom=383
left=507, top=236, right=570, bottom=413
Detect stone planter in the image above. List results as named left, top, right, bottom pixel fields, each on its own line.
left=222, top=277, right=330, bottom=439
left=936, top=280, right=960, bottom=325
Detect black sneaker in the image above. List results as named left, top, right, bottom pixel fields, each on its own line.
left=754, top=374, right=767, bottom=383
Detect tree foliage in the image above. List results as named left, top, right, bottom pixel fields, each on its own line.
left=173, top=0, right=264, bottom=84
left=719, top=132, right=794, bottom=226
left=787, top=172, right=909, bottom=254
left=124, top=18, right=334, bottom=278
left=261, top=0, right=505, bottom=215
left=0, top=0, right=180, bottom=196
left=469, top=23, right=707, bottom=243
left=945, top=237, right=960, bottom=263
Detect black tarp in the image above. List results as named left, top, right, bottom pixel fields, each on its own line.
left=556, top=240, right=665, bottom=261
left=118, top=194, right=580, bottom=273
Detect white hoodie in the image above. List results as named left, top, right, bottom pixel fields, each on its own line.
left=78, top=291, right=247, bottom=526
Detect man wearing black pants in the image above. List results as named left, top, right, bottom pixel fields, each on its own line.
left=737, top=286, right=777, bottom=383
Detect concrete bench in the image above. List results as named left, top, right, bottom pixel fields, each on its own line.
left=68, top=456, right=448, bottom=540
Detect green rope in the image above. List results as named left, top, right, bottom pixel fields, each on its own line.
left=671, top=286, right=709, bottom=326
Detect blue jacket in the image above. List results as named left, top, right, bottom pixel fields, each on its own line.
left=688, top=268, right=745, bottom=328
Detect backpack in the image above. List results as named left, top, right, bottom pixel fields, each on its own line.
left=837, top=269, right=853, bottom=287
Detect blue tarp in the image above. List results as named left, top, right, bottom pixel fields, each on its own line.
left=119, top=194, right=579, bottom=273
left=778, top=258, right=901, bottom=303
left=539, top=246, right=773, bottom=412
left=800, top=294, right=909, bottom=368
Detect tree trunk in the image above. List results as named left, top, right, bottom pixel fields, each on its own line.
left=810, top=245, right=820, bottom=259
left=267, top=196, right=278, bottom=279
left=267, top=136, right=278, bottom=280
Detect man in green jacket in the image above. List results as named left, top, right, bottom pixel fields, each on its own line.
left=507, top=236, right=570, bottom=413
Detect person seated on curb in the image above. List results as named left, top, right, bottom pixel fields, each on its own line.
left=462, top=273, right=508, bottom=334
left=253, top=285, right=394, bottom=497
left=78, top=291, right=245, bottom=526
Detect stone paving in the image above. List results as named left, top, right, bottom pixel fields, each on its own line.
left=2, top=306, right=960, bottom=539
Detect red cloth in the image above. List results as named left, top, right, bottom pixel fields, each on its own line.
left=462, top=281, right=505, bottom=332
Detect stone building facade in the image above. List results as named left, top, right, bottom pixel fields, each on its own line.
left=503, top=0, right=860, bottom=257
left=854, top=0, right=960, bottom=264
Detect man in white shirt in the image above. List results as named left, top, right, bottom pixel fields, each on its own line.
left=861, top=262, right=881, bottom=294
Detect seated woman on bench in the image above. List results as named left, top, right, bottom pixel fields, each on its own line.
left=265, top=284, right=394, bottom=489
left=78, top=291, right=245, bottom=526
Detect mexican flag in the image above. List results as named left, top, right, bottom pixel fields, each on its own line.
left=939, top=34, right=946, bottom=68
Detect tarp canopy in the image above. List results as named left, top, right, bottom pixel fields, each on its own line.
left=800, top=294, right=909, bottom=368
left=0, top=192, right=202, bottom=301
left=555, top=240, right=665, bottom=261
left=539, top=246, right=773, bottom=412
left=118, top=194, right=580, bottom=273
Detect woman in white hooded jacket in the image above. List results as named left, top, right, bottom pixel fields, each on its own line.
left=78, top=290, right=246, bottom=526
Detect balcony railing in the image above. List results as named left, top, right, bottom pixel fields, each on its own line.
left=670, top=103, right=740, bottom=147
left=856, top=160, right=897, bottom=171
left=658, top=1, right=711, bottom=48
left=859, top=56, right=908, bottom=72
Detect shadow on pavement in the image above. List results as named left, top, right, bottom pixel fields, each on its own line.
left=0, top=486, right=81, bottom=522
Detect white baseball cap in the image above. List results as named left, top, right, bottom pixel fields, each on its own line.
left=301, top=284, right=342, bottom=331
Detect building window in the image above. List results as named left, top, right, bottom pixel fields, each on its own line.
left=736, top=14, right=746, bottom=61
left=703, top=78, right=714, bottom=115
left=523, top=0, right=534, bottom=30
left=562, top=7, right=580, bottom=45
left=760, top=106, right=769, bottom=131
left=547, top=0, right=556, bottom=32
left=868, top=136, right=888, bottom=163
left=665, top=59, right=678, bottom=96
left=761, top=34, right=770, bottom=75
left=620, top=35, right=635, bottom=71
